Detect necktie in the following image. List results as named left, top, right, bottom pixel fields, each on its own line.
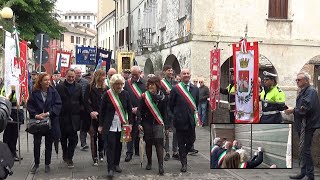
left=185, top=84, right=189, bottom=91
left=299, top=118, right=306, bottom=166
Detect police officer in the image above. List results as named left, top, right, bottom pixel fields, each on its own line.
left=260, top=71, right=287, bottom=123
left=220, top=68, right=235, bottom=123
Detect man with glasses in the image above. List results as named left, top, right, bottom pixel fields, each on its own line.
left=124, top=66, right=146, bottom=162
left=259, top=71, right=287, bottom=123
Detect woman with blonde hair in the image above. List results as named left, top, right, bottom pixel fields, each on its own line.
left=237, top=147, right=264, bottom=168
left=98, top=74, right=132, bottom=178
left=221, top=151, right=240, bottom=168
left=84, top=69, right=107, bottom=166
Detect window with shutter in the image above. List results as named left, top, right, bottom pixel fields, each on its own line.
left=268, top=0, right=288, bottom=19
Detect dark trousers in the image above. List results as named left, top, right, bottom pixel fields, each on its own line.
left=146, top=138, right=164, bottom=166
left=299, top=128, right=316, bottom=178
left=61, top=130, right=78, bottom=160
left=176, top=127, right=196, bottom=165
left=80, top=110, right=90, bottom=146
left=89, top=120, right=104, bottom=160
left=33, top=131, right=53, bottom=165
left=126, top=120, right=139, bottom=155
left=3, top=109, right=24, bottom=156
left=229, top=112, right=235, bottom=123
left=107, top=131, right=122, bottom=171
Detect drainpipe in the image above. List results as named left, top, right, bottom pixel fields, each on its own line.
left=127, top=0, right=131, bottom=51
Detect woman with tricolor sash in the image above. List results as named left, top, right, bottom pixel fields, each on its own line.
left=138, top=76, right=168, bottom=175
left=98, top=74, right=132, bottom=178
left=221, top=148, right=264, bottom=168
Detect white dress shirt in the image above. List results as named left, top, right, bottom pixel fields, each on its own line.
left=109, top=111, right=122, bottom=132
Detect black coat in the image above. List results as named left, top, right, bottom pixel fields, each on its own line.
left=210, top=145, right=223, bottom=168
left=99, top=90, right=132, bottom=137
left=160, top=78, right=177, bottom=124
left=84, top=85, right=106, bottom=127
left=245, top=151, right=263, bottom=168
left=56, top=81, right=83, bottom=132
left=138, top=91, right=168, bottom=138
left=124, top=78, right=146, bottom=108
left=169, top=83, right=199, bottom=131
left=27, top=86, right=62, bottom=140
left=294, top=85, right=320, bottom=132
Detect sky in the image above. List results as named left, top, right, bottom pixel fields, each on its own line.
left=55, top=0, right=98, bottom=13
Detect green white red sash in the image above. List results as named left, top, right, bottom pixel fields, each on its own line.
left=239, top=162, right=247, bottom=168
left=210, top=145, right=219, bottom=156
left=176, top=82, right=202, bottom=127
left=217, top=150, right=227, bottom=167
left=161, top=78, right=172, bottom=91
left=142, top=91, right=164, bottom=125
left=105, top=78, right=110, bottom=88
left=107, top=89, right=128, bottom=125
left=128, top=79, right=142, bottom=98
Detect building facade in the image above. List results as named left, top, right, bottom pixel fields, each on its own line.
left=97, top=0, right=115, bottom=22
left=115, top=0, right=130, bottom=51
left=127, top=0, right=320, bottom=108
left=60, top=11, right=97, bottom=30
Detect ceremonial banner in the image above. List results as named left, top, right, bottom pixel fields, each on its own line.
left=210, top=49, right=221, bottom=111
left=75, top=46, right=96, bottom=65
left=19, top=40, right=29, bottom=104
left=4, top=32, right=20, bottom=102
left=232, top=40, right=259, bottom=123
left=96, top=48, right=112, bottom=72
left=55, top=51, right=71, bottom=77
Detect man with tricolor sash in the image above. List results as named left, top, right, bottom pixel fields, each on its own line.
left=123, top=66, right=146, bottom=162
left=160, top=65, right=179, bottom=161
left=169, top=68, right=201, bottom=172
left=210, top=137, right=223, bottom=168
left=215, top=141, right=233, bottom=168
left=105, top=68, right=117, bottom=88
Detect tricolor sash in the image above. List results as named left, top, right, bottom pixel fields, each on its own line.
left=142, top=91, right=164, bottom=125
left=210, top=145, right=219, bottom=156
left=107, top=89, right=131, bottom=142
left=217, top=150, right=227, bottom=167
left=239, top=162, right=247, bottom=168
left=161, top=78, right=172, bottom=91
left=128, top=79, right=142, bottom=98
left=105, top=78, right=110, bottom=88
left=176, top=82, right=202, bottom=127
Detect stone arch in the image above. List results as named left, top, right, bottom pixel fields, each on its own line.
left=144, top=58, right=154, bottom=76
left=164, top=54, right=181, bottom=75
left=305, top=55, right=320, bottom=97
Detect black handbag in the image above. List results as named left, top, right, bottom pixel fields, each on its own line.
left=26, top=117, right=51, bottom=135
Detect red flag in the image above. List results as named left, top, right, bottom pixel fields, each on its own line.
left=19, top=40, right=29, bottom=104
left=210, top=49, right=221, bottom=111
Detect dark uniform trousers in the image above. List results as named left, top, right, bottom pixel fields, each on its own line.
left=299, top=128, right=316, bottom=178
left=33, top=131, right=53, bottom=165
left=176, top=126, right=196, bottom=165
left=61, top=129, right=78, bottom=160
left=106, top=131, right=122, bottom=171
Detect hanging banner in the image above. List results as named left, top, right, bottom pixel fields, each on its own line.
left=55, top=51, right=72, bottom=77
left=4, top=32, right=20, bottom=102
left=96, top=48, right=112, bottom=72
left=19, top=40, right=29, bottom=104
left=210, top=49, right=221, bottom=111
left=75, top=45, right=96, bottom=65
left=233, top=40, right=259, bottom=123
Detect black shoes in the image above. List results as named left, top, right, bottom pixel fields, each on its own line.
left=30, top=164, right=39, bottom=174
left=159, top=164, right=164, bottom=175
left=115, top=166, right=122, bottom=173
left=188, top=149, right=199, bottom=155
left=172, top=153, right=180, bottom=160
left=164, top=153, right=170, bottom=161
left=146, top=163, right=152, bottom=170
left=99, top=151, right=104, bottom=162
left=180, top=164, right=187, bottom=173
left=45, top=165, right=50, bottom=173
left=14, top=156, right=23, bottom=161
left=67, top=160, right=74, bottom=168
left=80, top=144, right=89, bottom=151
left=125, top=154, right=132, bottom=162
left=107, top=170, right=114, bottom=178
left=289, top=174, right=305, bottom=179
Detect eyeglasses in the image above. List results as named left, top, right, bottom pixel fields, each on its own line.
left=296, top=79, right=302, bottom=82
left=199, top=81, right=204, bottom=83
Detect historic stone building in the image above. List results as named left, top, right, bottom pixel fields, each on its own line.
left=129, top=0, right=320, bottom=108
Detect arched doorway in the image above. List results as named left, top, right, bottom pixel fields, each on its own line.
left=144, top=58, right=154, bottom=76
left=220, top=55, right=277, bottom=101
left=164, top=54, right=181, bottom=75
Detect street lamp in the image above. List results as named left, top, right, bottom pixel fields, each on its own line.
left=0, top=7, right=13, bottom=19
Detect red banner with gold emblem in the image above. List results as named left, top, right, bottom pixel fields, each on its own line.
left=210, top=49, right=221, bottom=111
left=19, top=40, right=29, bottom=104
left=232, top=39, right=259, bottom=123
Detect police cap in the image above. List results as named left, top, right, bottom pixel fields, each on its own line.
left=263, top=71, right=277, bottom=80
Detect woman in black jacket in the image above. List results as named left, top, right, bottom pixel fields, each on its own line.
left=27, top=73, right=62, bottom=174
left=84, top=70, right=107, bottom=165
left=138, top=76, right=168, bottom=175
left=98, top=74, right=132, bottom=178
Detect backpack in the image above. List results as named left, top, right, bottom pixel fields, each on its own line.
left=0, top=142, right=14, bottom=179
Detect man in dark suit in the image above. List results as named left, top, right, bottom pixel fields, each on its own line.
left=169, top=68, right=200, bottom=172
left=285, top=72, right=320, bottom=180
left=56, top=68, right=83, bottom=168
left=51, top=70, right=62, bottom=88
left=124, top=66, right=146, bottom=162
